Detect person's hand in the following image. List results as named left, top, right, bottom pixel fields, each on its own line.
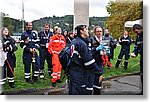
left=24, top=37, right=29, bottom=44
left=96, top=44, right=104, bottom=51
left=6, top=47, right=10, bottom=51
left=106, top=49, right=110, bottom=54
left=30, top=48, right=33, bottom=53
left=32, top=48, right=36, bottom=53
left=130, top=53, right=136, bottom=58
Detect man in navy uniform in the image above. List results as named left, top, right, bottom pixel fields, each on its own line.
left=130, top=24, right=143, bottom=94
left=115, top=30, right=132, bottom=69
left=38, top=23, right=53, bottom=79
left=20, top=22, right=40, bottom=83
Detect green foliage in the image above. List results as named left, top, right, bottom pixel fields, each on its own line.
left=1, top=13, right=23, bottom=34
left=89, top=17, right=107, bottom=30
left=32, top=15, right=74, bottom=32
left=2, top=13, right=107, bottom=34
left=103, top=44, right=140, bottom=78
left=32, top=15, right=107, bottom=32
left=105, top=0, right=143, bottom=39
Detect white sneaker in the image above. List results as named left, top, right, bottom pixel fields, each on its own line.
left=40, top=75, right=44, bottom=79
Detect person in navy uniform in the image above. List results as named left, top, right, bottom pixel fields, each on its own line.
left=103, top=29, right=117, bottom=68
left=68, top=25, right=103, bottom=95
left=38, top=23, right=53, bottom=79
left=0, top=27, right=18, bottom=88
left=91, top=26, right=104, bottom=95
left=20, top=22, right=40, bottom=83
left=115, top=30, right=132, bottom=69
left=130, top=24, right=143, bottom=94
left=66, top=32, right=74, bottom=46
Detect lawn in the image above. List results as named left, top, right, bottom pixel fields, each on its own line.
left=3, top=44, right=140, bottom=92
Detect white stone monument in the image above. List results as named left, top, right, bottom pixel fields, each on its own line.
left=74, top=0, right=89, bottom=29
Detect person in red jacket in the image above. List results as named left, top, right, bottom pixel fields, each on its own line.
left=48, top=27, right=66, bottom=87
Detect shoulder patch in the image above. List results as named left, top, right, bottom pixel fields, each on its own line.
left=70, top=45, right=75, bottom=57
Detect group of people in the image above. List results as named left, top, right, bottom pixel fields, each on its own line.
left=0, top=22, right=143, bottom=95
left=68, top=24, right=143, bottom=95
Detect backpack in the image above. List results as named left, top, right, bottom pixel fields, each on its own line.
left=59, top=46, right=71, bottom=74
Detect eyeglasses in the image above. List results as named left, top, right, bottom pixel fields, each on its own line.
left=96, top=31, right=102, bottom=32
left=3, top=29, right=8, bottom=31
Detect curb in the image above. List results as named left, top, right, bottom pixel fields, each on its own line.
left=2, top=73, right=140, bottom=95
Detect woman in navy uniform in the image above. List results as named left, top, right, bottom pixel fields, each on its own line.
left=115, top=30, right=132, bottom=69
left=0, top=27, right=18, bottom=88
left=68, top=25, right=103, bottom=95
left=91, top=26, right=104, bottom=95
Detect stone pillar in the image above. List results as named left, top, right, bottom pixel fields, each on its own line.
left=74, top=0, right=89, bottom=29
left=0, top=13, right=2, bottom=94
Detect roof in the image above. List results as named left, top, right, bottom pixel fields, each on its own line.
left=124, top=19, right=143, bottom=28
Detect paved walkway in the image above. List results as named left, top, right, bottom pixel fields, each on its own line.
left=2, top=75, right=142, bottom=95
left=101, top=75, right=142, bottom=95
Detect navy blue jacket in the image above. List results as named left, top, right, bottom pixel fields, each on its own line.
left=70, top=37, right=103, bottom=76
left=119, top=35, right=132, bottom=50
left=133, top=32, right=143, bottom=56
left=91, top=36, right=103, bottom=67
left=20, top=30, right=39, bottom=57
left=3, top=36, right=18, bottom=59
left=38, top=30, right=53, bottom=49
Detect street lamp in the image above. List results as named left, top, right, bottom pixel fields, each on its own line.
left=22, top=0, right=25, bottom=32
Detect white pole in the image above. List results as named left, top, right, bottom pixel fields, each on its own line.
left=22, top=0, right=25, bottom=32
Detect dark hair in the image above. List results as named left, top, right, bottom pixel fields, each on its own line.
left=75, top=25, right=87, bottom=37
left=133, top=24, right=143, bottom=31
left=1, top=27, right=10, bottom=36
left=44, top=23, right=50, bottom=28
left=26, top=22, right=32, bottom=26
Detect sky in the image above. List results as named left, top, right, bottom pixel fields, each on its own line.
left=0, top=0, right=110, bottom=22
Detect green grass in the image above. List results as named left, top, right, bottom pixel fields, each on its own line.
left=3, top=44, right=140, bottom=92
left=103, top=45, right=140, bottom=78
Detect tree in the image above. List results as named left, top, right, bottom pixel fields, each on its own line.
left=105, top=0, right=143, bottom=39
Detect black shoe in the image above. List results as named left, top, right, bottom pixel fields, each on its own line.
left=56, top=79, right=62, bottom=83
left=52, top=82, right=56, bottom=87
left=48, top=71, right=52, bottom=76
left=26, top=78, right=33, bottom=84
left=32, top=76, right=38, bottom=82
left=115, top=64, right=119, bottom=68
left=9, top=83, right=15, bottom=88
left=124, top=66, right=127, bottom=70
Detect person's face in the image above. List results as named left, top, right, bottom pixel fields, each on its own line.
left=133, top=29, right=142, bottom=35
left=95, top=28, right=103, bottom=38
left=44, top=25, right=50, bottom=32
left=70, top=33, right=74, bottom=38
left=27, top=22, right=32, bottom=31
left=2, top=28, right=9, bottom=36
left=124, top=31, right=128, bottom=36
left=56, top=28, right=62, bottom=34
left=105, top=29, right=109, bottom=34
left=81, top=27, right=89, bottom=38
left=64, top=31, right=67, bottom=36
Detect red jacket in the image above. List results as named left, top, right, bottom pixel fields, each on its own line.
left=48, top=34, right=66, bottom=54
